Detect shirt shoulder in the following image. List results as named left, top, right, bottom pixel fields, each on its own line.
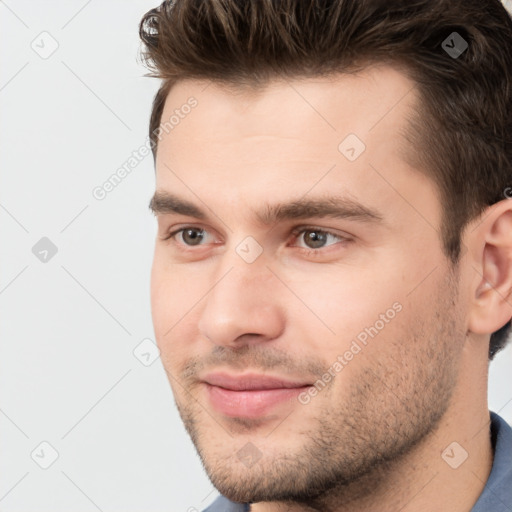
left=471, top=411, right=512, bottom=512
left=202, top=495, right=250, bottom=512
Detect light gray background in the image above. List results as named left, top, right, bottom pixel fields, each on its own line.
left=1, top=1, right=511, bottom=511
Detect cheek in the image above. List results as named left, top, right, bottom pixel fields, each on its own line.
left=150, top=284, right=192, bottom=377
left=150, top=259, right=194, bottom=342
left=284, top=269, right=417, bottom=378
left=151, top=251, right=203, bottom=314
left=150, top=256, right=215, bottom=369
left=285, top=264, right=403, bottom=342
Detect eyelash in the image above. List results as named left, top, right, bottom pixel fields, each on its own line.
left=161, top=225, right=351, bottom=256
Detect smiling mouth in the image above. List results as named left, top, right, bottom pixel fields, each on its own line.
left=201, top=372, right=313, bottom=418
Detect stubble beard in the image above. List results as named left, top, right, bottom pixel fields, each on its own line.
left=172, top=267, right=465, bottom=509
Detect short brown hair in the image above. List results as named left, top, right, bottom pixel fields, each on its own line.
left=139, top=0, right=512, bottom=359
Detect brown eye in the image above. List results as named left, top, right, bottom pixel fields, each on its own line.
left=179, top=228, right=205, bottom=246
left=290, top=226, right=351, bottom=255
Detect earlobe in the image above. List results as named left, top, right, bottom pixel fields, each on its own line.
left=467, top=202, right=512, bottom=336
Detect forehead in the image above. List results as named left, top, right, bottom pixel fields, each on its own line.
left=158, top=64, right=417, bottom=139
left=156, top=64, right=417, bottom=167
left=153, top=65, right=436, bottom=231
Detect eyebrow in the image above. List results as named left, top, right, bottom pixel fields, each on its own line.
left=148, top=191, right=385, bottom=226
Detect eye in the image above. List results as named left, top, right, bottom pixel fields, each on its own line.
left=162, top=226, right=213, bottom=246
left=161, top=225, right=351, bottom=255
left=290, top=227, right=350, bottom=252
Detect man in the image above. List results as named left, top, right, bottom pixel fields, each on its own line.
left=140, top=1, right=512, bottom=510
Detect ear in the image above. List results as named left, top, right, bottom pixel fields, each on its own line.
left=467, top=199, right=512, bottom=336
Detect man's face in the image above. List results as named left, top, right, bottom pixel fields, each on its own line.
left=150, top=65, right=469, bottom=503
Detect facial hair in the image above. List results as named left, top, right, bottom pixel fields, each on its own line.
left=169, top=265, right=465, bottom=510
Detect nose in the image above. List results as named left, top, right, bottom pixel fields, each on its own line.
left=197, top=256, right=285, bottom=349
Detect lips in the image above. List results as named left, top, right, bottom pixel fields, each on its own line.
left=201, top=372, right=313, bottom=418
left=202, top=372, right=311, bottom=391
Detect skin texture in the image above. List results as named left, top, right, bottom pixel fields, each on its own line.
left=149, top=64, right=512, bottom=512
